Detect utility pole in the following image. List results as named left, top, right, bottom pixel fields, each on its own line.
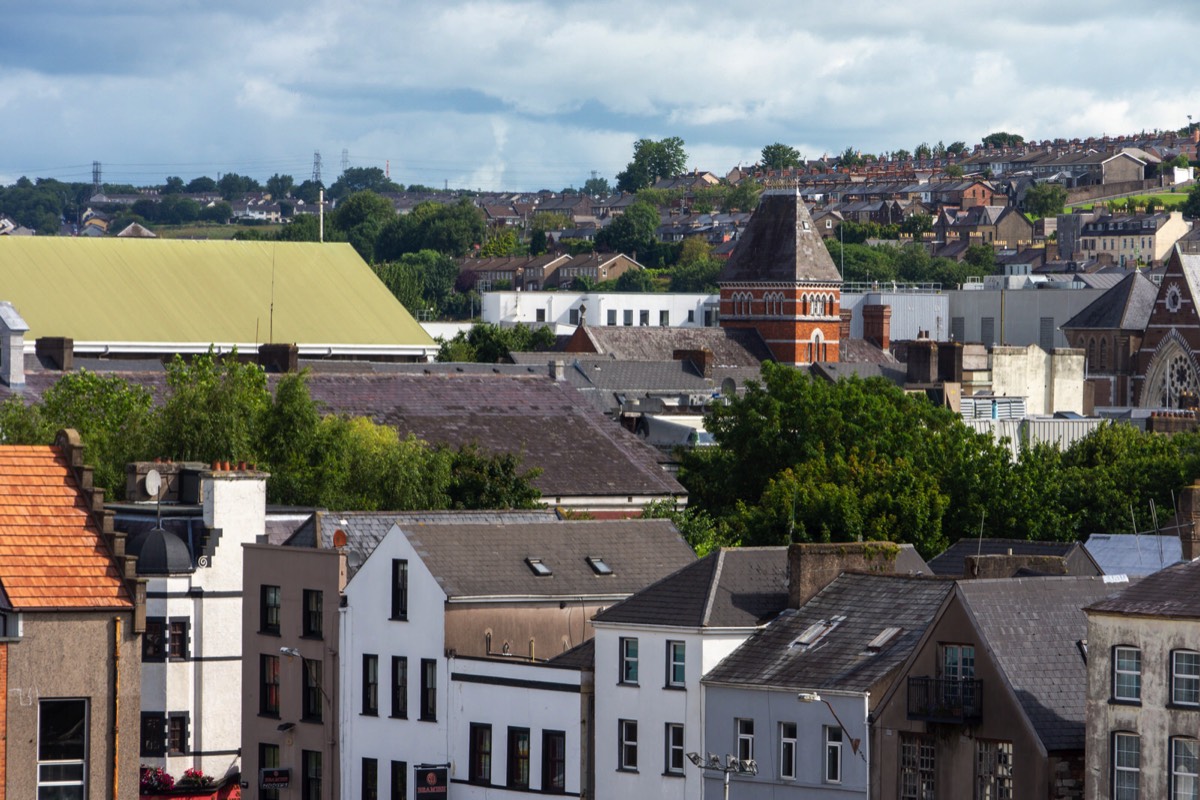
left=312, top=151, right=322, bottom=184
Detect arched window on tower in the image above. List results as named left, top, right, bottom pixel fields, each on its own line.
left=1088, top=338, right=1097, bottom=371
left=1099, top=338, right=1108, bottom=372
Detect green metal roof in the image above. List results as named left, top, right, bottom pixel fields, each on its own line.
left=0, top=237, right=434, bottom=352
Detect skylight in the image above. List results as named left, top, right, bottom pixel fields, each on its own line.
left=789, top=616, right=845, bottom=650
left=865, top=627, right=903, bottom=652
left=586, top=556, right=613, bottom=575
left=526, top=558, right=552, bottom=577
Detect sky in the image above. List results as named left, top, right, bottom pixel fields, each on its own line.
left=3, top=1, right=1200, bottom=192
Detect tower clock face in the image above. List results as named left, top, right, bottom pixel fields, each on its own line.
left=1166, top=283, right=1183, bottom=313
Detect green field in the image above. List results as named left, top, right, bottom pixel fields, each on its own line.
left=1071, top=192, right=1189, bottom=211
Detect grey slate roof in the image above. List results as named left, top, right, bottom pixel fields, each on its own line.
left=547, top=638, right=594, bottom=670
left=592, top=547, right=789, bottom=628
left=1061, top=271, right=1158, bottom=331
left=703, top=573, right=952, bottom=692
left=959, top=576, right=1134, bottom=752
left=1083, top=533, right=1183, bottom=577
left=719, top=191, right=842, bottom=284
left=569, top=326, right=772, bottom=367
left=1086, top=558, right=1200, bottom=618
left=928, top=538, right=1101, bottom=578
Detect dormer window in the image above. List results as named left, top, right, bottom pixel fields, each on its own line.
left=526, top=558, right=552, bottom=577
left=586, top=556, right=613, bottom=575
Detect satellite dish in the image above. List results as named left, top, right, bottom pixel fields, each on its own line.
left=145, top=469, right=162, bottom=499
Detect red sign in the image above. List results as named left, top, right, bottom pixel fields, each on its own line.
left=414, top=767, right=447, bottom=798
left=260, top=769, right=290, bottom=789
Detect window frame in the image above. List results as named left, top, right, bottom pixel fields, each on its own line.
left=469, top=723, right=492, bottom=784
left=362, top=654, right=379, bottom=716
left=302, top=658, right=323, bottom=722
left=1113, top=646, right=1142, bottom=703
left=639, top=309, right=650, bottom=326
left=302, top=749, right=322, bottom=800
left=618, top=719, right=638, bottom=772
left=664, top=723, right=684, bottom=776
left=419, top=659, right=437, bottom=722
left=736, top=718, right=754, bottom=762
left=543, top=729, right=567, bottom=793
left=779, top=722, right=797, bottom=781
left=362, top=757, right=379, bottom=800
left=39, top=699, right=88, bottom=799
left=507, top=727, right=531, bottom=790
left=824, top=725, right=842, bottom=784
left=390, top=761, right=407, bottom=800
left=1172, top=737, right=1198, bottom=800
left=391, top=560, right=409, bottom=621
left=167, top=712, right=189, bottom=756
left=141, top=712, right=166, bottom=758
left=1173, top=650, right=1200, bottom=707
left=143, top=617, right=167, bottom=661
left=659, top=310, right=669, bottom=327
left=391, top=656, right=408, bottom=719
left=666, top=641, right=686, bottom=688
left=302, top=589, right=323, bottom=639
left=260, top=743, right=281, bottom=800
left=1113, top=731, right=1140, bottom=800
left=260, top=654, right=280, bottom=717
left=167, top=618, right=190, bottom=660
left=619, top=637, right=639, bottom=685
left=899, top=733, right=935, bottom=800
left=260, top=584, right=281, bottom=635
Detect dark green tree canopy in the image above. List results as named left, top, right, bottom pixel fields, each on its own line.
left=328, top=167, right=402, bottom=199
left=760, top=143, right=802, bottom=170
left=1024, top=182, right=1068, bottom=217
left=982, top=131, right=1025, bottom=149
left=595, top=200, right=660, bottom=256
left=615, top=137, right=687, bottom=193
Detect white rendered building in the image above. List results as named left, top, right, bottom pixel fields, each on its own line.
left=482, top=291, right=721, bottom=334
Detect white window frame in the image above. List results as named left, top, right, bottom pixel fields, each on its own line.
left=779, top=722, right=797, bottom=781
left=618, top=720, right=638, bottom=772
left=619, top=637, right=639, bottom=685
left=1113, top=732, right=1140, bottom=800
left=736, top=718, right=754, bottom=762
left=665, top=723, right=684, bottom=776
left=38, top=698, right=88, bottom=799
left=975, top=739, right=1013, bottom=800
left=666, top=641, right=685, bottom=688
left=825, top=725, right=842, bottom=784
left=1114, top=647, right=1142, bottom=702
left=1173, top=737, right=1199, bottom=800
left=1174, top=651, right=1200, bottom=706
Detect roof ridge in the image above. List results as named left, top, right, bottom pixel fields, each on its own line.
left=700, top=549, right=726, bottom=627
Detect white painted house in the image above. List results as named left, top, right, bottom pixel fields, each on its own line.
left=482, top=291, right=721, bottom=334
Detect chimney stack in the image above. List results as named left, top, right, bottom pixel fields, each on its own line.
left=0, top=302, right=28, bottom=387
left=862, top=304, right=892, bottom=350
left=549, top=359, right=567, bottom=381
left=788, top=542, right=905, bottom=608
left=35, top=336, right=73, bottom=372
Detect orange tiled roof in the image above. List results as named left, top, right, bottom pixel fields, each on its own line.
left=0, top=445, right=131, bottom=609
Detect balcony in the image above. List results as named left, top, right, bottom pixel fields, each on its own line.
left=907, top=676, right=982, bottom=724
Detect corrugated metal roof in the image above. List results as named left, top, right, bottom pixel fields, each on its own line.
left=0, top=237, right=434, bottom=351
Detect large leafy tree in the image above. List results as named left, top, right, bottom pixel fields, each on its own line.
left=1024, top=182, right=1069, bottom=217
left=595, top=201, right=660, bottom=256
left=982, top=131, right=1025, bottom=149
left=760, top=143, right=802, bottom=170
left=615, top=137, right=687, bottom=193
left=328, top=167, right=401, bottom=200
left=375, top=199, right=485, bottom=260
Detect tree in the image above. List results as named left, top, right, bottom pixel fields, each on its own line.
left=328, top=167, right=401, bottom=199
left=479, top=229, right=519, bottom=257
left=162, top=176, right=185, bottom=194
left=947, top=141, right=968, bottom=155
left=723, top=180, right=762, bottom=213
left=435, top=323, right=555, bottom=363
left=217, top=173, right=261, bottom=201
left=529, top=228, right=548, bottom=256
left=276, top=214, right=321, bottom=241
left=892, top=149, right=912, bottom=162
left=837, top=147, right=864, bottom=169
left=614, top=268, right=656, bottom=293
left=375, top=199, right=485, bottom=260
left=964, top=244, right=996, bottom=272
left=582, top=176, right=611, bottom=197
left=442, top=444, right=541, bottom=510
left=200, top=201, right=233, bottom=224
left=982, top=131, right=1025, bottom=149
left=185, top=176, right=218, bottom=193
left=669, top=257, right=722, bottom=292
left=293, top=180, right=324, bottom=204
left=156, top=349, right=270, bottom=464
left=1024, top=182, right=1069, bottom=217
left=595, top=201, right=659, bottom=256
left=915, top=143, right=932, bottom=160
left=266, top=173, right=295, bottom=200
left=944, top=165, right=965, bottom=178
left=760, top=143, right=802, bottom=170
left=333, top=191, right=397, bottom=262
left=900, top=213, right=933, bottom=236
left=615, top=137, right=688, bottom=193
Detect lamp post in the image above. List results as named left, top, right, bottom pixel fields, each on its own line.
left=798, top=691, right=863, bottom=756
left=686, top=752, right=757, bottom=800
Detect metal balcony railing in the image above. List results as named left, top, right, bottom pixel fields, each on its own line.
left=907, top=676, right=983, bottom=724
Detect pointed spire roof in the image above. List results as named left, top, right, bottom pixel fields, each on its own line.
left=719, top=190, right=842, bottom=284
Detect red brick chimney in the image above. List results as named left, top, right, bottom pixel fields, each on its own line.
left=862, top=304, right=892, bottom=350
left=839, top=310, right=852, bottom=341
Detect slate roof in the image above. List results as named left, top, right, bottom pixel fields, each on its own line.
left=592, top=547, right=789, bottom=628
left=568, top=326, right=772, bottom=367
left=719, top=190, right=842, bottom=284
left=1084, top=533, right=1183, bottom=577
left=1061, top=271, right=1158, bottom=331
left=0, top=445, right=132, bottom=609
left=928, top=538, right=1101, bottom=578
left=547, top=638, right=595, bottom=670
left=1086, top=558, right=1200, bottom=618
left=959, top=576, right=1133, bottom=752
left=703, top=573, right=952, bottom=692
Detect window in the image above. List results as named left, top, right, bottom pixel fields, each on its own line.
left=39, top=699, right=87, bottom=800
left=362, top=757, right=379, bottom=800
left=1113, top=732, right=1140, bottom=800
left=302, top=658, right=323, bottom=722
left=586, top=556, right=612, bottom=575
left=469, top=724, right=492, bottom=784
left=391, top=657, right=408, bottom=719
left=1174, top=651, right=1200, bottom=706
left=666, top=641, right=686, bottom=687
left=1114, top=647, right=1142, bottom=702
left=260, top=654, right=280, bottom=716
left=141, top=713, right=165, bottom=757
left=303, top=750, right=322, bottom=800
left=1172, top=738, right=1198, bottom=800
left=736, top=718, right=754, bottom=762
left=900, top=734, right=935, bottom=800
left=543, top=730, right=567, bottom=792
left=623, top=309, right=633, bottom=326
left=779, top=722, right=797, bottom=780
left=526, top=558, right=552, bottom=577
left=167, top=619, right=189, bottom=659
left=167, top=713, right=189, bottom=755
left=260, top=743, right=281, bottom=800
left=391, top=560, right=408, bottom=620
left=940, top=643, right=977, bottom=711
left=391, top=761, right=407, bottom=800
left=607, top=310, right=617, bottom=326
left=144, top=618, right=167, bottom=661
left=569, top=308, right=580, bottom=326
left=618, top=720, right=638, bottom=771
left=981, top=317, right=996, bottom=346
left=303, top=589, right=323, bottom=638
left=665, top=724, right=684, bottom=776
left=536, top=309, right=546, bottom=323
left=975, top=739, right=1012, bottom=799
left=261, top=585, right=281, bottom=635
left=507, top=727, right=531, bottom=789
left=639, top=310, right=649, bottom=326
left=363, top=654, right=379, bottom=716
left=420, top=659, right=437, bottom=721
left=687, top=310, right=695, bottom=323
left=825, top=726, right=842, bottom=783
left=619, top=637, right=639, bottom=684
left=659, top=310, right=669, bottom=326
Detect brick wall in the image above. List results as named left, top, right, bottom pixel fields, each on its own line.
left=0, top=642, right=6, bottom=800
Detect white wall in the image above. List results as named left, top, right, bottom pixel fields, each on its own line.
left=482, top=291, right=720, bottom=329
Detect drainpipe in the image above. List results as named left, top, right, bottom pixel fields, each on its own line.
left=113, top=616, right=122, bottom=800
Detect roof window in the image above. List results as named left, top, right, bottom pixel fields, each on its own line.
left=525, top=558, right=552, bottom=577
left=586, top=556, right=613, bottom=575
left=865, top=626, right=903, bottom=652
left=789, top=616, right=845, bottom=650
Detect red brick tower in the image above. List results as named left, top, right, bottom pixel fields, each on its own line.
left=718, top=191, right=843, bottom=365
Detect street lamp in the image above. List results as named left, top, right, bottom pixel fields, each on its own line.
left=686, top=752, right=757, bottom=800
left=797, top=691, right=862, bottom=755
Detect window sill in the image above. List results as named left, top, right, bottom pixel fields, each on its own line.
left=259, top=630, right=281, bottom=637
left=389, top=714, right=409, bottom=721
left=419, top=717, right=438, bottom=723
left=258, top=712, right=281, bottom=720
left=361, top=711, right=378, bottom=717
left=300, top=717, right=324, bottom=725
left=663, top=771, right=685, bottom=778
left=617, top=682, right=640, bottom=688
left=1108, top=698, right=1142, bottom=707
left=390, top=616, right=408, bottom=622
left=299, top=634, right=324, bottom=641
left=1168, top=702, right=1200, bottom=711
left=616, top=768, right=639, bottom=774
left=663, top=684, right=686, bottom=691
